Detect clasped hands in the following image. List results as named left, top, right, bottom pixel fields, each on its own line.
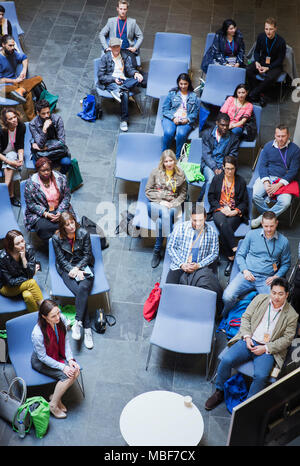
left=255, top=61, right=269, bottom=74
left=181, top=262, right=199, bottom=273
left=245, top=336, right=266, bottom=355
left=63, top=359, right=80, bottom=378
left=68, top=266, right=85, bottom=281
left=173, top=117, right=188, bottom=125
left=263, top=180, right=283, bottom=197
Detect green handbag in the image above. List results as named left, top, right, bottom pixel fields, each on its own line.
left=67, top=158, right=83, bottom=192
left=60, top=304, right=76, bottom=326
left=13, top=396, right=50, bottom=439
left=179, top=161, right=205, bottom=183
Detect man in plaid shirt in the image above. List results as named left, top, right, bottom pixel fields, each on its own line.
left=166, top=203, right=219, bottom=284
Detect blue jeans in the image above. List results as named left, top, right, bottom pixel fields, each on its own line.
left=222, top=272, right=270, bottom=317
left=216, top=339, right=274, bottom=399
left=106, top=77, right=139, bottom=121
left=198, top=165, right=215, bottom=201
left=147, top=202, right=176, bottom=251
left=231, top=126, right=243, bottom=137
left=253, top=176, right=292, bottom=218
left=162, top=118, right=192, bottom=159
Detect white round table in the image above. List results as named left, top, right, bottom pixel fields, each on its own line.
left=119, top=390, right=204, bottom=446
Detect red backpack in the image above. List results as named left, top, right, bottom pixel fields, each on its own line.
left=143, top=283, right=161, bottom=322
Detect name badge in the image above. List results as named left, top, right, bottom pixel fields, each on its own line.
left=263, top=333, right=270, bottom=343
left=272, top=263, right=278, bottom=272
left=265, top=56, right=271, bottom=64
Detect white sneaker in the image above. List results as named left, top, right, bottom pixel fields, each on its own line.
left=84, top=328, right=94, bottom=349
left=251, top=215, right=263, bottom=229
left=120, top=121, right=128, bottom=132
left=71, top=320, right=82, bottom=341
left=110, top=90, right=121, bottom=103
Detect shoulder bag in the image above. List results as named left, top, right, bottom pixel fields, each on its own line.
left=0, top=377, right=27, bottom=431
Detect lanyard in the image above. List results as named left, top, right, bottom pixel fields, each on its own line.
left=263, top=236, right=276, bottom=260
left=265, top=35, right=277, bottom=56
left=223, top=176, right=235, bottom=204
left=54, top=324, right=59, bottom=345
left=71, top=233, right=76, bottom=253
left=8, top=129, right=16, bottom=148
left=165, top=171, right=177, bottom=193
left=227, top=39, right=234, bottom=54
left=278, top=147, right=288, bottom=169
left=117, top=18, right=127, bottom=38
left=267, top=303, right=280, bottom=332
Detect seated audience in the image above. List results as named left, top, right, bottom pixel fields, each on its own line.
left=145, top=150, right=187, bottom=268
left=251, top=124, right=300, bottom=229
left=24, top=157, right=75, bottom=241
left=208, top=156, right=249, bottom=277
left=0, top=107, right=25, bottom=206
left=220, top=83, right=253, bottom=138
left=201, top=19, right=245, bottom=74
left=0, top=229, right=43, bottom=312
left=205, top=278, right=298, bottom=410
left=222, top=211, right=291, bottom=317
left=246, top=17, right=286, bottom=107
left=99, top=0, right=143, bottom=70
left=97, top=37, right=143, bottom=132
left=29, top=99, right=71, bottom=174
left=0, top=35, right=43, bottom=121
left=162, top=73, right=199, bottom=159
left=0, top=5, right=12, bottom=39
left=52, top=212, right=95, bottom=350
left=31, top=299, right=81, bottom=419
left=201, top=112, right=240, bottom=185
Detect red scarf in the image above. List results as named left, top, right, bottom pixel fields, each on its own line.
left=45, top=323, right=66, bottom=363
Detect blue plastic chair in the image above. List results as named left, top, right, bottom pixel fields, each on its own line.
left=239, top=104, right=262, bottom=163
left=24, top=122, right=35, bottom=170
left=233, top=186, right=253, bottom=238
left=200, top=33, right=216, bottom=76
left=132, top=177, right=156, bottom=232
left=0, top=2, right=24, bottom=36
left=201, top=64, right=246, bottom=107
left=160, top=246, right=172, bottom=286
left=0, top=292, right=26, bottom=316
left=145, top=283, right=217, bottom=379
left=256, top=71, right=287, bottom=103
left=48, top=234, right=111, bottom=313
left=113, top=133, right=163, bottom=196
left=0, top=182, right=19, bottom=239
left=151, top=32, right=192, bottom=68
left=146, top=59, right=189, bottom=99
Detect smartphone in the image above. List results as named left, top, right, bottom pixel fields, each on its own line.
left=36, top=261, right=42, bottom=272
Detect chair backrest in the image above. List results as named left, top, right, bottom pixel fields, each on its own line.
left=203, top=33, right=215, bottom=55
left=146, top=59, right=189, bottom=99
left=93, top=58, right=101, bottom=87
left=20, top=179, right=26, bottom=215
left=152, top=32, right=191, bottom=65
left=6, top=311, right=39, bottom=357
left=0, top=182, right=19, bottom=238
left=188, top=138, right=203, bottom=164
left=157, top=283, right=217, bottom=323
left=201, top=64, right=246, bottom=107
left=252, top=104, right=262, bottom=136
left=246, top=185, right=253, bottom=220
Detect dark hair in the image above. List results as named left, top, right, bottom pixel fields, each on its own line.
left=191, top=203, right=206, bottom=217
left=3, top=230, right=24, bottom=253
left=262, top=211, right=277, bottom=221
left=176, top=73, right=194, bottom=92
left=57, top=211, right=80, bottom=240
left=38, top=299, right=66, bottom=346
left=265, top=17, right=277, bottom=27
left=233, top=83, right=250, bottom=98
left=223, top=155, right=237, bottom=168
left=276, top=124, right=289, bottom=133
left=35, top=99, right=50, bottom=113
left=220, top=19, right=237, bottom=36
left=35, top=156, right=53, bottom=172
left=216, top=112, right=230, bottom=123
left=2, top=34, right=14, bottom=45
left=0, top=5, right=6, bottom=13
left=271, top=277, right=289, bottom=293
left=0, top=107, right=22, bottom=131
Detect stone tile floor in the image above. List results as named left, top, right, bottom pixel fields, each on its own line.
left=0, top=0, right=300, bottom=447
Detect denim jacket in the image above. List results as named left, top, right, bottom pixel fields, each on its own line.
left=162, top=90, right=199, bottom=127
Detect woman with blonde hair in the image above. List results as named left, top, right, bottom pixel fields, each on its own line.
left=145, top=149, right=187, bottom=268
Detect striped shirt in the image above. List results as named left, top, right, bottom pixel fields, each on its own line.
left=167, top=221, right=219, bottom=270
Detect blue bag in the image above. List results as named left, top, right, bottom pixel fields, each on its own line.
left=199, top=104, right=210, bottom=131
left=77, top=95, right=97, bottom=122
left=224, top=373, right=248, bottom=414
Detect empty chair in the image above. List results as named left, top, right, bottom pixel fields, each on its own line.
left=0, top=183, right=19, bottom=239
left=201, top=64, right=246, bottom=107
left=151, top=32, right=192, bottom=68
left=146, top=283, right=217, bottom=378
left=239, top=104, right=262, bottom=163
left=146, top=59, right=188, bottom=99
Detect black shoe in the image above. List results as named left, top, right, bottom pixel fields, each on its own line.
left=10, top=196, right=21, bottom=207
left=205, top=389, right=224, bottom=411
left=151, top=250, right=161, bottom=268
left=9, top=90, right=27, bottom=104
left=259, top=95, right=268, bottom=107
left=224, top=260, right=233, bottom=277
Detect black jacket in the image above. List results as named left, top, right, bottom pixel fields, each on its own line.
left=201, top=127, right=240, bottom=171
left=254, top=32, right=286, bottom=70
left=97, top=50, right=137, bottom=90
left=207, top=172, right=249, bottom=221
left=0, top=121, right=26, bottom=153
left=52, top=227, right=95, bottom=275
left=0, top=245, right=37, bottom=287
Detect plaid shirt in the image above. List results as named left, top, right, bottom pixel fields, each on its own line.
left=167, top=221, right=219, bottom=270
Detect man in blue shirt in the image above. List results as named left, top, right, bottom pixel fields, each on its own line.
left=0, top=35, right=43, bottom=120
left=222, top=211, right=291, bottom=317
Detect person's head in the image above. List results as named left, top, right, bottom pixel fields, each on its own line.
left=261, top=211, right=278, bottom=238
left=3, top=230, right=25, bottom=254
left=270, top=277, right=289, bottom=309
left=158, top=149, right=179, bottom=173
left=265, top=17, right=277, bottom=39
left=1, top=35, right=15, bottom=55
left=0, top=5, right=6, bottom=21
left=35, top=157, right=53, bottom=181
left=109, top=37, right=122, bottom=56
left=116, top=0, right=129, bottom=19
left=57, top=211, right=80, bottom=240
left=35, top=99, right=51, bottom=120
left=176, top=73, right=194, bottom=93
left=223, top=155, right=237, bottom=177
left=233, top=83, right=250, bottom=102
left=216, top=112, right=230, bottom=136
left=38, top=299, right=66, bottom=344
left=191, top=203, right=207, bottom=231
left=274, top=124, right=290, bottom=148
left=221, top=19, right=237, bottom=37
left=0, top=107, right=21, bottom=131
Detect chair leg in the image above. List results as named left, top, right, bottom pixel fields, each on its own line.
left=77, top=369, right=85, bottom=398
left=145, top=344, right=153, bottom=371
left=105, top=291, right=111, bottom=314
left=129, top=235, right=133, bottom=251
left=112, top=177, right=117, bottom=201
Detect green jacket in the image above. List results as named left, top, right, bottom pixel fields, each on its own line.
left=228, top=294, right=298, bottom=371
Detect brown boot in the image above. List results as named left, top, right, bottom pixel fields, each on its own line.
left=205, top=389, right=224, bottom=410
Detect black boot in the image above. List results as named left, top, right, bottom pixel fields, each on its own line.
left=151, top=249, right=161, bottom=268
left=224, top=260, right=234, bottom=277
